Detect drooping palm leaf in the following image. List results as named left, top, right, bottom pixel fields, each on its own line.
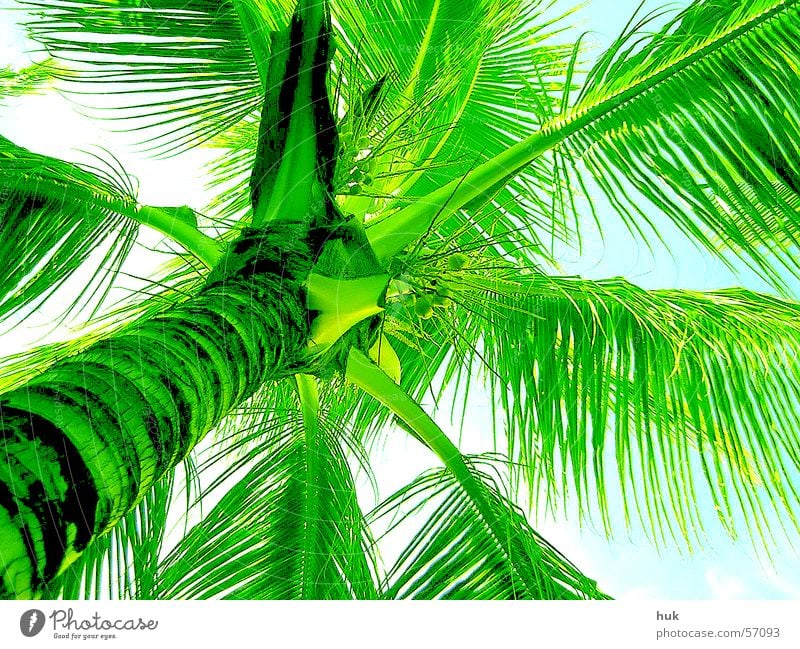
left=0, top=134, right=139, bottom=321
left=20, top=0, right=293, bottom=156
left=155, top=387, right=378, bottom=599
left=370, top=457, right=607, bottom=599
left=472, top=272, right=800, bottom=547
left=566, top=0, right=800, bottom=288
left=345, top=348, right=607, bottom=599
left=333, top=238, right=800, bottom=548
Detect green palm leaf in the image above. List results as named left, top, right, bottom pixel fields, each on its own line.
left=0, top=134, right=139, bottom=321
left=477, top=273, right=800, bottom=547
left=336, top=247, right=800, bottom=548
left=0, top=59, right=63, bottom=100
left=345, top=349, right=606, bottom=599
left=370, top=457, right=608, bottom=599
left=567, top=0, right=800, bottom=288
left=368, top=0, right=800, bottom=289
left=20, top=0, right=293, bottom=156
left=331, top=0, right=521, bottom=201
left=155, top=386, right=378, bottom=599
left=333, top=0, right=581, bottom=256
left=364, top=1, right=583, bottom=259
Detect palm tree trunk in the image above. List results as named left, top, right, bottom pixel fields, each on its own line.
left=0, top=223, right=313, bottom=599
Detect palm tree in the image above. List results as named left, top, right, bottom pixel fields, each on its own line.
left=1, top=0, right=799, bottom=600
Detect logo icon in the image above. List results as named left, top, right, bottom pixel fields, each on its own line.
left=20, top=609, right=45, bottom=637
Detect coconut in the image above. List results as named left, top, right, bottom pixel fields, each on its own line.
left=448, top=252, right=469, bottom=271
left=414, top=295, right=434, bottom=319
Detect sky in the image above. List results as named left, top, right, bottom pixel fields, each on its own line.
left=1, top=0, right=800, bottom=599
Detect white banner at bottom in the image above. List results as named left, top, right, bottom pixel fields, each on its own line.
left=0, top=600, right=796, bottom=648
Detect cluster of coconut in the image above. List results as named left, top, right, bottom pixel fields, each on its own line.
left=411, top=252, right=469, bottom=319
left=339, top=132, right=377, bottom=194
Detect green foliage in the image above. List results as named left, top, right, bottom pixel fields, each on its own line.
left=0, top=135, right=138, bottom=321
left=0, top=60, right=62, bottom=100
left=560, top=0, right=800, bottom=289
left=371, top=459, right=608, bottom=599
left=21, top=0, right=293, bottom=155
left=156, top=401, right=379, bottom=599
left=481, top=276, right=800, bottom=548
left=346, top=347, right=606, bottom=598
left=2, top=0, right=800, bottom=601
left=336, top=247, right=800, bottom=549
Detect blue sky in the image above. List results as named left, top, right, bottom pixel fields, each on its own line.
left=2, top=0, right=800, bottom=599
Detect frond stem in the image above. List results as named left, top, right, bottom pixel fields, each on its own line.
left=345, top=348, right=541, bottom=594
left=135, top=206, right=223, bottom=269
left=366, top=0, right=796, bottom=261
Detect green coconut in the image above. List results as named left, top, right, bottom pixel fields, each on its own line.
left=414, top=295, right=434, bottom=319
left=447, top=252, right=470, bottom=271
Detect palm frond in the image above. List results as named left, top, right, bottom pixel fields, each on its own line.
left=367, top=0, right=800, bottom=287
left=477, top=273, right=800, bottom=548
left=155, top=395, right=378, bottom=599
left=370, top=456, right=608, bottom=599
left=0, top=59, right=64, bottom=100
left=561, top=0, right=800, bottom=288
left=344, top=351, right=606, bottom=599
left=334, top=1, right=580, bottom=257
left=20, top=0, right=293, bottom=156
left=334, top=242, right=800, bottom=549
left=0, top=134, right=139, bottom=322
left=386, top=1, right=585, bottom=260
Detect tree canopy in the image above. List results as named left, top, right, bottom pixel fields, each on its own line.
left=0, top=0, right=799, bottom=599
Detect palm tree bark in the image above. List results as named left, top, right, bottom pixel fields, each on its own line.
left=0, top=223, right=313, bottom=598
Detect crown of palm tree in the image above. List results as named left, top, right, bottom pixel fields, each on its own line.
left=0, top=0, right=799, bottom=599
